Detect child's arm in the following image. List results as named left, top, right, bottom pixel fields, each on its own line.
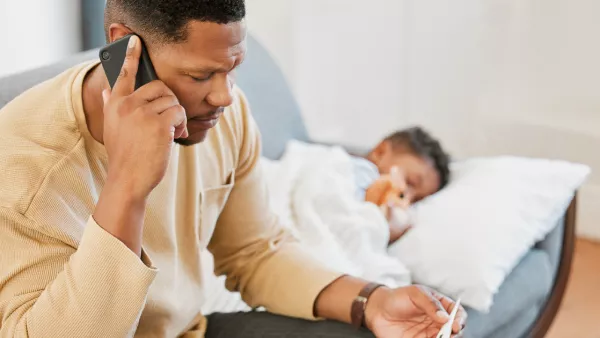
left=388, top=208, right=412, bottom=244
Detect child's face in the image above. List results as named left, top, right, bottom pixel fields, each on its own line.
left=372, top=144, right=441, bottom=202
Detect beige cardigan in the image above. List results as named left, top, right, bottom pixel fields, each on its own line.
left=0, top=62, right=341, bottom=337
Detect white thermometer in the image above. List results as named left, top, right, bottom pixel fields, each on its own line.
left=436, top=298, right=462, bottom=338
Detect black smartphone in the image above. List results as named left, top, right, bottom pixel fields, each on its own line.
left=99, top=34, right=158, bottom=90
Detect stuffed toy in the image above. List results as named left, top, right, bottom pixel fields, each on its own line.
left=365, top=166, right=413, bottom=243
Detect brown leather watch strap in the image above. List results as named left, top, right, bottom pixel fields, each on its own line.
left=350, top=282, right=384, bottom=329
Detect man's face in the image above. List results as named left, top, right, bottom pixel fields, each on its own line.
left=145, top=20, right=247, bottom=145
left=374, top=144, right=441, bottom=202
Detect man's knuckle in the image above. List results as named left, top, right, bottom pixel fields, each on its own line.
left=413, top=285, right=428, bottom=296
left=118, top=99, right=134, bottom=115
left=118, top=107, right=131, bottom=118
left=119, top=67, right=129, bottom=79
left=133, top=105, right=145, bottom=116
left=146, top=80, right=160, bottom=90
left=151, top=119, right=164, bottom=133
left=115, top=101, right=126, bottom=115
left=125, top=46, right=137, bottom=58
left=161, top=124, right=173, bottom=136
left=157, top=81, right=174, bottom=94
left=121, top=96, right=133, bottom=106
left=163, top=104, right=174, bottom=114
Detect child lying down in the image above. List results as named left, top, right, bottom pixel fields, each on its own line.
left=352, top=126, right=451, bottom=243
left=200, top=126, right=451, bottom=315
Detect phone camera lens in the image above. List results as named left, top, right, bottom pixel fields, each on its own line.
left=101, top=51, right=111, bottom=61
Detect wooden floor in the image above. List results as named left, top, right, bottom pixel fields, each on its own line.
left=546, top=239, right=600, bottom=338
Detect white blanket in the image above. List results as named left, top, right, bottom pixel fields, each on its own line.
left=201, top=141, right=411, bottom=314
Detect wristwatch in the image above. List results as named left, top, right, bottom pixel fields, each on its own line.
left=350, top=282, right=384, bottom=329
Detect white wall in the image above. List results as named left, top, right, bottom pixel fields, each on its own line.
left=0, top=0, right=81, bottom=77
left=292, top=0, right=406, bottom=148
left=246, top=1, right=296, bottom=92
left=247, top=0, right=600, bottom=240
left=248, top=0, right=408, bottom=147
left=469, top=0, right=600, bottom=240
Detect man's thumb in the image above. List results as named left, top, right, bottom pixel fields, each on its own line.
left=102, top=89, right=111, bottom=107
left=412, top=286, right=449, bottom=324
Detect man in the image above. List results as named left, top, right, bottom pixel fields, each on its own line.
left=0, top=1, right=466, bottom=337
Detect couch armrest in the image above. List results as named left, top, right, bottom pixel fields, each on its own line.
left=535, top=215, right=565, bottom=279
left=530, top=193, right=577, bottom=338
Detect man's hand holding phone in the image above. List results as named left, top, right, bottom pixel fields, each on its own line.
left=93, top=35, right=188, bottom=256
left=102, top=35, right=188, bottom=198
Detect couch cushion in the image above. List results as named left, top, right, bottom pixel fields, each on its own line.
left=464, top=249, right=553, bottom=338
left=488, top=304, right=542, bottom=338
left=235, top=36, right=309, bottom=160
left=0, top=50, right=99, bottom=109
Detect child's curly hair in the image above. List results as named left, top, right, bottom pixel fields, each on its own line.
left=384, top=126, right=451, bottom=190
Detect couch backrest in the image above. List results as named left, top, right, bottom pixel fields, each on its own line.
left=0, top=35, right=308, bottom=160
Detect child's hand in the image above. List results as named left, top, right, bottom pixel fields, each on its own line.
left=366, top=167, right=414, bottom=243
left=388, top=207, right=413, bottom=243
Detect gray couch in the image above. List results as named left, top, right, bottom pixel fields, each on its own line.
left=0, top=35, right=575, bottom=338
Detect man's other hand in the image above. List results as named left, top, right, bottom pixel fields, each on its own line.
left=365, top=285, right=467, bottom=338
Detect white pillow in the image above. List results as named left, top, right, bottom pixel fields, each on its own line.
left=388, top=156, right=590, bottom=312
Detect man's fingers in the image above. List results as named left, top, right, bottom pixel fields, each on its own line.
left=132, top=86, right=187, bottom=138
left=131, top=80, right=177, bottom=105
left=138, top=95, right=180, bottom=116
left=113, top=35, right=141, bottom=97
left=435, top=293, right=467, bottom=333
left=161, top=105, right=188, bottom=138
left=452, top=304, right=467, bottom=333
left=176, top=117, right=189, bottom=139
left=411, top=286, right=449, bottom=325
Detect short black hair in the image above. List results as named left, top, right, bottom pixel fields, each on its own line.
left=385, top=126, right=451, bottom=190
left=105, top=0, right=246, bottom=43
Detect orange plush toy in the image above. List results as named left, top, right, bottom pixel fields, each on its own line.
left=365, top=166, right=413, bottom=244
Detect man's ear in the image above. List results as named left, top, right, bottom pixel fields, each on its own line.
left=107, top=23, right=134, bottom=43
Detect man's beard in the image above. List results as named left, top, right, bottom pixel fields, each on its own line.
left=174, top=133, right=208, bottom=146
left=173, top=108, right=224, bottom=146
left=174, top=138, right=195, bottom=146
